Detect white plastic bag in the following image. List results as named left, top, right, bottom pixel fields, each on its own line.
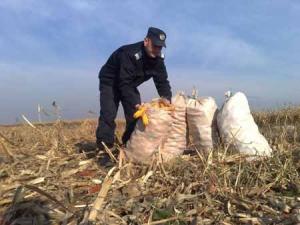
left=217, top=92, right=272, bottom=157
left=160, top=93, right=187, bottom=161
left=186, top=96, right=218, bottom=153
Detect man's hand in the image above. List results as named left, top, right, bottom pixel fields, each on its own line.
left=135, top=103, right=145, bottom=109
left=160, top=97, right=171, bottom=105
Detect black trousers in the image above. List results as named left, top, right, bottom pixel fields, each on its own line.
left=96, top=83, right=141, bottom=147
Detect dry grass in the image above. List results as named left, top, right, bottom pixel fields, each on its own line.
left=0, top=108, right=300, bottom=225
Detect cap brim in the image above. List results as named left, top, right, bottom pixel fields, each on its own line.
left=151, top=37, right=166, bottom=48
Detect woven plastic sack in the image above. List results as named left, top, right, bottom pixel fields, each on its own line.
left=186, top=96, right=218, bottom=153
left=160, top=93, right=187, bottom=161
left=217, top=92, right=272, bottom=157
left=125, top=101, right=172, bottom=163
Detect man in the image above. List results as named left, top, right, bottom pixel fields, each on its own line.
left=96, top=27, right=172, bottom=163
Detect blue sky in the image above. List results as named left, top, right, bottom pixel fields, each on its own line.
left=1, top=0, right=300, bottom=124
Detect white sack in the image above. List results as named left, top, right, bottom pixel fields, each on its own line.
left=160, top=93, right=187, bottom=161
left=186, top=96, right=218, bottom=153
left=217, top=92, right=272, bottom=157
left=125, top=103, right=172, bottom=163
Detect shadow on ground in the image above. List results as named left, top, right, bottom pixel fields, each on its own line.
left=75, top=141, right=98, bottom=158
left=1, top=198, right=52, bottom=225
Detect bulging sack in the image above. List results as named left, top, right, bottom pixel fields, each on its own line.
left=186, top=96, right=218, bottom=153
left=160, top=93, right=187, bottom=162
left=125, top=99, right=173, bottom=163
left=217, top=92, right=272, bottom=157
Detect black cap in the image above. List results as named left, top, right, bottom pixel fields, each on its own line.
left=146, top=27, right=167, bottom=47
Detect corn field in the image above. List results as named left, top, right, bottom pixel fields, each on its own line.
left=1, top=107, right=300, bottom=224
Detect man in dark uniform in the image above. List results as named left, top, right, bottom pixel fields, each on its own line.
left=96, top=27, right=172, bottom=162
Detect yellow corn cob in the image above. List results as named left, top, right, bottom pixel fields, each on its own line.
left=133, top=107, right=146, bottom=119
left=150, top=102, right=160, bottom=108
left=133, top=99, right=173, bottom=126
left=133, top=106, right=149, bottom=126
left=142, top=114, right=149, bottom=126
left=163, top=106, right=175, bottom=111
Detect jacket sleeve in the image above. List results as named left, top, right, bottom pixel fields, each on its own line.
left=153, top=61, right=172, bottom=101
left=118, top=51, right=139, bottom=100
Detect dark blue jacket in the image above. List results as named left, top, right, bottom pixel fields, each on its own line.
left=99, top=41, right=172, bottom=101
